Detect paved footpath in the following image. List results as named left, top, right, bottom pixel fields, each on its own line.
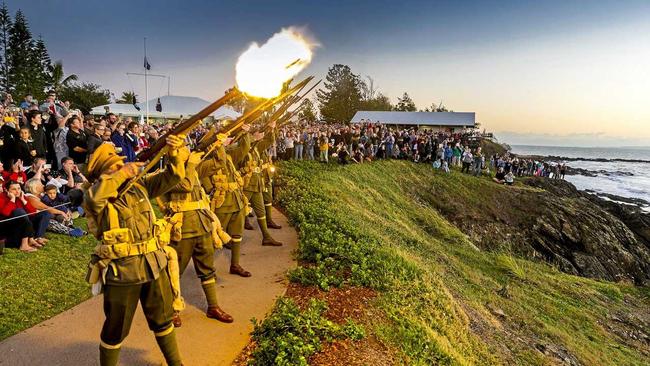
left=0, top=208, right=297, bottom=366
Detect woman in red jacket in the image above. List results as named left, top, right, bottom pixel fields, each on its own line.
left=1, top=159, right=27, bottom=185
left=0, top=180, right=51, bottom=252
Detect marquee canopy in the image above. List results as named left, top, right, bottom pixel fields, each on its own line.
left=90, top=95, right=240, bottom=120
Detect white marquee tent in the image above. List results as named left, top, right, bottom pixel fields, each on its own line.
left=90, top=95, right=240, bottom=120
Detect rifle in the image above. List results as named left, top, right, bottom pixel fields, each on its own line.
left=115, top=89, right=240, bottom=198
left=198, top=76, right=315, bottom=157
left=268, top=79, right=321, bottom=130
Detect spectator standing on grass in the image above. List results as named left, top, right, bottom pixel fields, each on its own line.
left=294, top=130, right=304, bottom=160
left=473, top=147, right=483, bottom=177
left=26, top=110, right=47, bottom=159
left=461, top=147, right=473, bottom=173
left=86, top=123, right=105, bottom=156
left=306, top=131, right=315, bottom=160
left=66, top=115, right=88, bottom=170
left=452, top=144, right=462, bottom=166
left=111, top=123, right=135, bottom=162
left=14, top=127, right=36, bottom=166
left=284, top=131, right=294, bottom=160
left=52, top=115, right=70, bottom=170
left=319, top=132, right=329, bottom=163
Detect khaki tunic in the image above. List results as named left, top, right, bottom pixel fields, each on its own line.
left=84, top=160, right=183, bottom=286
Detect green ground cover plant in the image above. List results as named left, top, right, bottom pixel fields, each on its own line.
left=254, top=160, right=649, bottom=365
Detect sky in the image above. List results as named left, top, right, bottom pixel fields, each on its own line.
left=6, top=0, right=650, bottom=146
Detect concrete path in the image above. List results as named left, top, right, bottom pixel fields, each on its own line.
left=0, top=208, right=297, bottom=366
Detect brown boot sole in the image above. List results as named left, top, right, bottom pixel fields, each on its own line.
left=262, top=240, right=283, bottom=247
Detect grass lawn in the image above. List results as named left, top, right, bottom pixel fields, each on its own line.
left=0, top=218, right=96, bottom=340
left=0, top=202, right=165, bottom=341
left=253, top=160, right=650, bottom=365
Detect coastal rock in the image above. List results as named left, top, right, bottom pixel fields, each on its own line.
left=425, top=176, right=650, bottom=285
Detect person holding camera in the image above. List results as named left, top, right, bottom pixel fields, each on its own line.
left=39, top=92, right=68, bottom=118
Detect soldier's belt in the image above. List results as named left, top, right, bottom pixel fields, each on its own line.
left=215, top=182, right=240, bottom=192
left=95, top=237, right=159, bottom=260
left=169, top=200, right=210, bottom=212
left=253, top=167, right=261, bottom=173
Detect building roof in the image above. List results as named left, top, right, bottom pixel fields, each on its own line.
left=350, top=111, right=475, bottom=127
left=90, top=95, right=240, bottom=120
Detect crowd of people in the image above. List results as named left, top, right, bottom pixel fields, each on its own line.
left=270, top=120, right=567, bottom=182
left=0, top=91, right=567, bottom=255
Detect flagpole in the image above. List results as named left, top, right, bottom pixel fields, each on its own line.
left=144, top=37, right=149, bottom=125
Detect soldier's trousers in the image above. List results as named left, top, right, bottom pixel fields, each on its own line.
left=263, top=181, right=275, bottom=222
left=100, top=269, right=175, bottom=347
left=243, top=190, right=273, bottom=241
left=170, top=233, right=219, bottom=308
left=216, top=209, right=245, bottom=266
left=170, top=233, right=216, bottom=281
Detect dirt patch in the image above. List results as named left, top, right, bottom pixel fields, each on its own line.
left=234, top=284, right=399, bottom=365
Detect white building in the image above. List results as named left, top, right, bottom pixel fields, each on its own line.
left=350, top=111, right=476, bottom=132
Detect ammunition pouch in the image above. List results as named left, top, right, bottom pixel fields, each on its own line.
left=95, top=236, right=159, bottom=260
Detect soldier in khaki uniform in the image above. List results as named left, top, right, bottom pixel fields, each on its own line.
left=260, top=127, right=282, bottom=230
left=159, top=148, right=234, bottom=327
left=200, top=125, right=253, bottom=277
left=84, top=137, right=187, bottom=366
left=239, top=122, right=283, bottom=246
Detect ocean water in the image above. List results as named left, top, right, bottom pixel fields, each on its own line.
left=510, top=145, right=650, bottom=208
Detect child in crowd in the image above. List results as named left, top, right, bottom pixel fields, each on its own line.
left=42, top=184, right=82, bottom=219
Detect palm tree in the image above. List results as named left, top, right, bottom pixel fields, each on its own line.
left=49, top=61, right=78, bottom=93
left=116, top=91, right=137, bottom=104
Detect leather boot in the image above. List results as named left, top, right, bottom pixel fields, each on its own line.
left=266, top=219, right=282, bottom=229
left=262, top=238, right=283, bottom=246
left=206, top=305, right=234, bottom=323
left=172, top=311, right=182, bottom=328
left=244, top=217, right=254, bottom=230
left=230, top=264, right=252, bottom=277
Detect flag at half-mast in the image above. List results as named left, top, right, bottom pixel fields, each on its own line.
left=144, top=56, right=151, bottom=70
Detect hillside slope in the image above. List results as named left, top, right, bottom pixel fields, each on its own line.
left=250, top=160, right=650, bottom=365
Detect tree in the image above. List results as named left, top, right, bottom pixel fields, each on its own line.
left=361, top=92, right=393, bottom=111
left=225, top=87, right=265, bottom=114
left=359, top=75, right=377, bottom=101
left=298, top=98, right=317, bottom=123
left=394, top=92, right=417, bottom=112
left=30, top=36, right=51, bottom=100
left=59, top=82, right=110, bottom=114
left=316, top=64, right=363, bottom=123
left=116, top=91, right=137, bottom=104
left=7, top=10, right=35, bottom=97
left=424, top=101, right=450, bottom=112
left=0, top=2, right=11, bottom=92
left=49, top=60, right=77, bottom=94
